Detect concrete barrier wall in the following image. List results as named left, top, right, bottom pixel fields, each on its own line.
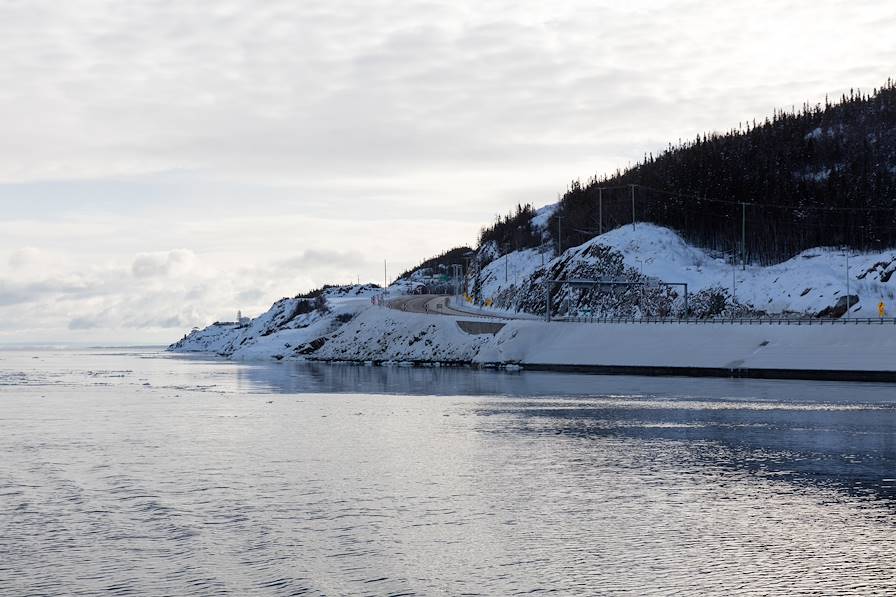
left=479, top=320, right=896, bottom=373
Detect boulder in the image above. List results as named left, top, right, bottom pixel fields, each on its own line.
left=815, top=295, right=859, bottom=318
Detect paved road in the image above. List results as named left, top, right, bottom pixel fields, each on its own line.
left=388, top=294, right=896, bottom=326
left=387, top=294, right=468, bottom=316
left=387, top=294, right=506, bottom=318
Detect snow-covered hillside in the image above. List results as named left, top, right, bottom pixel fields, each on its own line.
left=470, top=222, right=896, bottom=319
left=312, top=307, right=492, bottom=363
left=170, top=213, right=896, bottom=372
left=169, top=284, right=380, bottom=359
left=169, top=294, right=896, bottom=379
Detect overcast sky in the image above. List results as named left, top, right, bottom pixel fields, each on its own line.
left=1, top=0, right=894, bottom=344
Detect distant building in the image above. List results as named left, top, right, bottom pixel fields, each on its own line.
left=237, top=310, right=251, bottom=325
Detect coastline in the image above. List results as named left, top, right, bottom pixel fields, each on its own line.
left=172, top=305, right=896, bottom=383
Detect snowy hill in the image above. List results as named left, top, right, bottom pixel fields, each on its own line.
left=171, top=221, right=896, bottom=365
left=171, top=291, right=896, bottom=380
left=503, top=82, right=896, bottom=265
left=169, top=284, right=380, bottom=359
left=470, top=222, right=896, bottom=319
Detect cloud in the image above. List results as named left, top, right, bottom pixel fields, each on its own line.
left=8, top=247, right=44, bottom=268
left=278, top=249, right=369, bottom=272
left=1, top=0, right=895, bottom=342
left=1, top=0, right=893, bottom=184
left=68, top=316, right=100, bottom=330
left=131, top=249, right=196, bottom=278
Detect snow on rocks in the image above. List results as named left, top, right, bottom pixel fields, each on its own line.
left=168, top=222, right=896, bottom=378
left=170, top=286, right=896, bottom=377
left=474, top=246, right=550, bottom=304
left=310, top=307, right=491, bottom=364
left=530, top=202, right=558, bottom=232
left=472, top=222, right=896, bottom=319
left=169, top=284, right=380, bottom=360
left=168, top=322, right=241, bottom=354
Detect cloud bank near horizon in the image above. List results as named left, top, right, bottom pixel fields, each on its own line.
left=1, top=0, right=895, bottom=341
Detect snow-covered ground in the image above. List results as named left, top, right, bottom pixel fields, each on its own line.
left=470, top=222, right=896, bottom=319
left=169, top=220, right=896, bottom=377
left=173, top=298, right=896, bottom=376
left=595, top=224, right=895, bottom=316
left=478, top=318, right=896, bottom=372
left=530, top=202, right=558, bottom=231
left=169, top=284, right=380, bottom=360
left=312, top=307, right=492, bottom=363
left=475, top=246, right=551, bottom=302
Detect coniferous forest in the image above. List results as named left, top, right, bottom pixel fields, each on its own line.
left=480, top=80, right=896, bottom=264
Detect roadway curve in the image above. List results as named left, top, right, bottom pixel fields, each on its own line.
left=386, top=294, right=478, bottom=316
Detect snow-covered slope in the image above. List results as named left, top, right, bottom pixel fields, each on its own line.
left=312, top=307, right=492, bottom=363
left=169, top=214, right=896, bottom=372
left=172, top=296, right=896, bottom=378
left=168, top=275, right=896, bottom=378
left=169, top=322, right=241, bottom=354
left=169, top=284, right=380, bottom=359
left=471, top=222, right=896, bottom=319
left=596, top=224, right=896, bottom=316
left=530, top=202, right=558, bottom=232
left=475, top=247, right=551, bottom=300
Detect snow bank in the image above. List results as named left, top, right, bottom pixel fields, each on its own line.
left=478, top=319, right=896, bottom=372
left=312, top=306, right=490, bottom=363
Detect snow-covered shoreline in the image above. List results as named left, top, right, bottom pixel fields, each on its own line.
left=169, top=223, right=896, bottom=381
left=170, top=302, right=896, bottom=381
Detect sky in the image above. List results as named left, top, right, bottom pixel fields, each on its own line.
left=1, top=0, right=895, bottom=344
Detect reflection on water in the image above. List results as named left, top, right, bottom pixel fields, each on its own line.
left=232, top=357, right=894, bottom=399
left=0, top=349, right=894, bottom=595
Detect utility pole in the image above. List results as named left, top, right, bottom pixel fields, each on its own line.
left=740, top=202, right=747, bottom=270
left=637, top=259, right=644, bottom=316
left=545, top=286, right=551, bottom=322
left=630, top=185, right=636, bottom=230
left=846, top=250, right=851, bottom=318
left=557, top=215, right=563, bottom=255
left=598, top=187, right=603, bottom=235
left=732, top=262, right=737, bottom=307
left=384, top=260, right=387, bottom=294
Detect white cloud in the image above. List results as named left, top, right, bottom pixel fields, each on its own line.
left=131, top=249, right=197, bottom=278
left=1, top=0, right=894, bottom=342
left=8, top=247, right=44, bottom=269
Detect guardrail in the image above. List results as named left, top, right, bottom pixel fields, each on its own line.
left=446, top=295, right=896, bottom=326
left=558, top=316, right=896, bottom=325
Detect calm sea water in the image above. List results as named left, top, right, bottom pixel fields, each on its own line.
left=1, top=348, right=894, bottom=596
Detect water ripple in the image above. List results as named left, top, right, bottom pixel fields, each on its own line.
left=1, top=350, right=894, bottom=595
